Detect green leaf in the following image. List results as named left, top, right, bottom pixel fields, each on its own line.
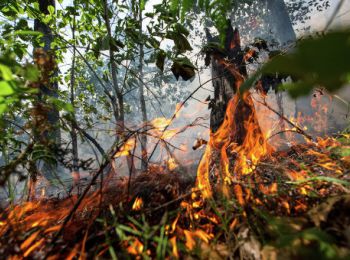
left=240, top=68, right=261, bottom=93
left=0, top=64, right=13, bottom=81
left=171, top=57, right=196, bottom=81
left=173, top=23, right=189, bottom=36
left=95, top=36, right=123, bottom=52
left=167, top=32, right=192, bottom=53
left=15, top=19, right=28, bottom=30
left=0, top=81, right=14, bottom=96
left=147, top=36, right=160, bottom=49
left=286, top=176, right=349, bottom=186
left=156, top=50, right=166, bottom=72
left=110, top=38, right=123, bottom=52
left=261, top=30, right=350, bottom=97
left=140, top=0, right=146, bottom=11
left=48, top=5, right=55, bottom=15
left=181, top=0, right=194, bottom=22
left=0, top=103, right=6, bottom=115
left=49, top=98, right=74, bottom=113
left=96, top=36, right=109, bottom=51
left=13, top=46, right=25, bottom=59
left=14, top=30, right=43, bottom=36
left=278, top=81, right=313, bottom=99
left=23, top=65, right=40, bottom=81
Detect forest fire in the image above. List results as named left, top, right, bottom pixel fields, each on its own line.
left=1, top=36, right=350, bottom=257
left=1, top=0, right=350, bottom=259
left=1, top=45, right=349, bottom=258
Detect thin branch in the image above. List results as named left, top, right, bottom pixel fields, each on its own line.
left=2, top=119, right=34, bottom=141
left=147, top=75, right=223, bottom=162
left=267, top=129, right=305, bottom=141
left=71, top=121, right=106, bottom=157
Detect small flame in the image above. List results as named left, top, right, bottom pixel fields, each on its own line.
left=115, top=138, right=136, bottom=158
left=150, top=117, right=171, bottom=130
left=174, top=103, right=182, bottom=118
left=40, top=188, right=46, bottom=198
left=132, top=197, right=143, bottom=211
left=24, top=238, right=44, bottom=257
left=184, top=230, right=196, bottom=250
left=126, top=238, right=144, bottom=255
left=171, top=214, right=180, bottom=233
left=169, top=237, right=179, bottom=258
left=167, top=157, right=178, bottom=171
left=184, top=229, right=213, bottom=250
left=20, top=231, right=40, bottom=251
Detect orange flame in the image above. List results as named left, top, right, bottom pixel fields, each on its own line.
left=126, top=238, right=144, bottom=255
left=167, top=157, right=178, bottom=171
left=196, top=59, right=272, bottom=199
left=132, top=197, right=143, bottom=211
left=169, top=236, right=179, bottom=258
left=115, top=138, right=136, bottom=158
left=184, top=229, right=213, bottom=250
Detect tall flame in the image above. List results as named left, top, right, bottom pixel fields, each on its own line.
left=196, top=59, right=272, bottom=198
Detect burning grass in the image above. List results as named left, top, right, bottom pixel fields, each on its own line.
left=0, top=134, right=349, bottom=259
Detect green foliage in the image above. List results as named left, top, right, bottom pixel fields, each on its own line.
left=266, top=216, right=339, bottom=259
left=166, top=29, right=193, bottom=54
left=330, top=135, right=350, bottom=158
left=242, top=30, right=350, bottom=98
left=102, top=206, right=176, bottom=259
left=167, top=0, right=249, bottom=42
left=48, top=97, right=74, bottom=113
left=171, top=57, right=196, bottom=81
left=156, top=50, right=166, bottom=72
left=0, top=57, right=39, bottom=116
left=266, top=31, right=350, bottom=97
left=286, top=176, right=349, bottom=186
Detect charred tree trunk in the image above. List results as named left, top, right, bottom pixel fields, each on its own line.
left=207, top=22, right=261, bottom=143
left=34, top=0, right=60, bottom=142
left=199, top=22, right=269, bottom=198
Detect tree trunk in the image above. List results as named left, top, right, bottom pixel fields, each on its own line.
left=102, top=0, right=123, bottom=136
left=208, top=23, right=252, bottom=139
left=70, top=10, right=80, bottom=190
left=138, top=0, right=148, bottom=171
left=103, top=0, right=134, bottom=176
left=199, top=22, right=268, bottom=198
left=33, top=0, right=60, bottom=182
